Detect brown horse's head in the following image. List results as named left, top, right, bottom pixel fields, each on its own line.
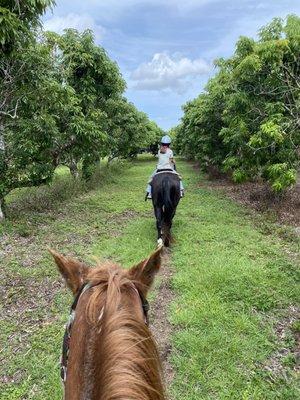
left=50, top=247, right=166, bottom=400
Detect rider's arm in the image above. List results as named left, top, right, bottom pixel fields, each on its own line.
left=169, top=149, right=175, bottom=165
left=171, top=157, right=176, bottom=171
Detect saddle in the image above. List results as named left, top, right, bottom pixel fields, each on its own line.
left=153, top=169, right=182, bottom=179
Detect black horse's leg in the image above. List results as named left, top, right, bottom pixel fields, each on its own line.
left=164, top=203, right=178, bottom=247
left=163, top=218, right=172, bottom=247
left=154, top=206, right=163, bottom=244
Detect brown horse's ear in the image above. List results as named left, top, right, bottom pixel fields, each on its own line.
left=49, top=249, right=90, bottom=295
left=128, top=246, right=163, bottom=295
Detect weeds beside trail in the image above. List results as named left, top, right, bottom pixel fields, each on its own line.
left=0, top=157, right=299, bottom=399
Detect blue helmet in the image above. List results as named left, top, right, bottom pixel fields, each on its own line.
left=161, top=135, right=171, bottom=145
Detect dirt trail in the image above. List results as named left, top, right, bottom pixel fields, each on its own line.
left=150, top=248, right=176, bottom=387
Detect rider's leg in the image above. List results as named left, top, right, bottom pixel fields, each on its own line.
left=154, top=206, right=163, bottom=244
left=145, top=170, right=156, bottom=199
left=146, top=183, right=152, bottom=197
left=180, top=180, right=184, bottom=197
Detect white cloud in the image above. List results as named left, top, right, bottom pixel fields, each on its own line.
left=130, top=53, right=211, bottom=93
left=43, top=13, right=106, bottom=42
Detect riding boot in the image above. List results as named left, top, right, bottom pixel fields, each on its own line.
left=145, top=192, right=152, bottom=200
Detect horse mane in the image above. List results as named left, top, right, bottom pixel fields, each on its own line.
left=81, top=263, right=166, bottom=400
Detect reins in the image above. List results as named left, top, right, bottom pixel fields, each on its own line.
left=60, top=281, right=150, bottom=386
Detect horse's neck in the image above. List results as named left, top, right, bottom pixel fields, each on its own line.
left=66, top=312, right=166, bottom=400
left=92, top=317, right=166, bottom=400
left=63, top=295, right=95, bottom=399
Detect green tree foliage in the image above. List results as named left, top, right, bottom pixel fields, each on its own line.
left=147, top=120, right=164, bottom=155
left=105, top=97, right=164, bottom=160
left=176, top=15, right=300, bottom=191
left=0, top=3, right=163, bottom=219
left=52, top=29, right=160, bottom=174
left=45, top=29, right=126, bottom=179
left=0, top=0, right=55, bottom=51
left=0, top=0, right=55, bottom=217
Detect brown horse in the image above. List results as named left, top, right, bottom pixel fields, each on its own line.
left=50, top=246, right=166, bottom=400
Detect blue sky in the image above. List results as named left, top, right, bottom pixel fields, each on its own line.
left=44, top=1, right=300, bottom=130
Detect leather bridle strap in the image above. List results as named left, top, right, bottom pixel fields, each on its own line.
left=61, top=282, right=92, bottom=382
left=137, top=289, right=150, bottom=325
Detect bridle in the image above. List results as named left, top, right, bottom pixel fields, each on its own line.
left=60, top=281, right=149, bottom=385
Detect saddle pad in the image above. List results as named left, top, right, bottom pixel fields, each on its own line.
left=154, top=170, right=182, bottom=179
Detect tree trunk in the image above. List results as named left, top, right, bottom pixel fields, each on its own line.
left=0, top=127, right=4, bottom=152
left=107, top=155, right=117, bottom=165
left=0, top=122, right=6, bottom=221
left=0, top=198, right=5, bottom=221
left=69, top=158, right=79, bottom=178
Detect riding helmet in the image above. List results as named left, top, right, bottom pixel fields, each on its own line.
left=161, top=135, right=172, bottom=145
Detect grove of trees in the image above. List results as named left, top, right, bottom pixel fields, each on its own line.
left=0, top=1, right=163, bottom=219
left=175, top=15, right=300, bottom=193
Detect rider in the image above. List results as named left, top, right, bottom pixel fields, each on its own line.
left=145, top=134, right=184, bottom=200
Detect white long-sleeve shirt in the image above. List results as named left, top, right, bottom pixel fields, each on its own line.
left=156, top=148, right=174, bottom=170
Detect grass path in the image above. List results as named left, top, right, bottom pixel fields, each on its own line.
left=0, top=157, right=299, bottom=399
left=169, top=161, right=299, bottom=400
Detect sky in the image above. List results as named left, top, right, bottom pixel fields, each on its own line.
left=43, top=1, right=300, bottom=130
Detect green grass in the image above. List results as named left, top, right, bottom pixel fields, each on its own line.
left=0, top=156, right=299, bottom=399
left=0, top=157, right=158, bottom=399
left=168, top=162, right=299, bottom=400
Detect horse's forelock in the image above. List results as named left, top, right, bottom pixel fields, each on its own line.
left=84, top=263, right=135, bottom=325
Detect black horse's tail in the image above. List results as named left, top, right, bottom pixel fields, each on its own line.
left=162, top=177, right=173, bottom=217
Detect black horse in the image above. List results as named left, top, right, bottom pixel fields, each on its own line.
left=151, top=171, right=181, bottom=246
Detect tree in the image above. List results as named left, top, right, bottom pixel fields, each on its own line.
left=175, top=64, right=230, bottom=168
left=105, top=98, right=164, bottom=160
left=0, top=0, right=55, bottom=51
left=0, top=25, right=128, bottom=218
left=52, top=29, right=126, bottom=178
left=176, top=15, right=300, bottom=192
left=0, top=0, right=55, bottom=219
left=221, top=15, right=300, bottom=189
left=0, top=4, right=164, bottom=220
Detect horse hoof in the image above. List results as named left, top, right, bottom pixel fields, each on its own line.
left=157, top=238, right=163, bottom=247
